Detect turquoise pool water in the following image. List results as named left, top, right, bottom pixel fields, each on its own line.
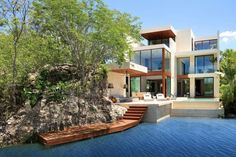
left=1, top=118, right=236, bottom=157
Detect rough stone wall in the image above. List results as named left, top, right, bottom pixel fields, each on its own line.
left=0, top=96, right=127, bottom=147
left=0, top=64, right=127, bottom=147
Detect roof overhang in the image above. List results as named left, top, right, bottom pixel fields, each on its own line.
left=141, top=26, right=176, bottom=40
left=109, top=62, right=148, bottom=75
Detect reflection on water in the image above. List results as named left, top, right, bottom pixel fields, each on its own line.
left=1, top=118, right=236, bottom=157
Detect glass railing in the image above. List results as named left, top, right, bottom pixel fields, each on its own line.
left=148, top=39, right=170, bottom=47
left=194, top=39, right=217, bottom=51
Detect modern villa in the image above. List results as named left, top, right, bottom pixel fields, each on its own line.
left=108, top=26, right=220, bottom=100
left=108, top=26, right=223, bottom=118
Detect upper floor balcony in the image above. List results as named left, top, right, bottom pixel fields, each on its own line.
left=194, top=39, right=218, bottom=51
left=141, top=26, right=176, bottom=52
left=131, top=46, right=171, bottom=73
left=177, top=54, right=218, bottom=75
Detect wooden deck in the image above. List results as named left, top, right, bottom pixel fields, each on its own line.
left=39, top=105, right=147, bottom=146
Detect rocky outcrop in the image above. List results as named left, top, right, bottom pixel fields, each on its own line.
left=1, top=96, right=113, bottom=145
left=110, top=104, right=127, bottom=121
left=0, top=98, right=127, bottom=146
left=0, top=64, right=127, bottom=147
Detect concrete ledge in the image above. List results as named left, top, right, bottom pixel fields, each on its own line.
left=172, top=101, right=221, bottom=109
left=143, top=104, right=171, bottom=123
left=171, top=109, right=224, bottom=118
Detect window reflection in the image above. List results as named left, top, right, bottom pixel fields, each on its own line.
left=194, top=39, right=217, bottom=50
left=149, top=38, right=170, bottom=47
left=195, top=77, right=214, bottom=97
left=152, top=49, right=162, bottom=71
left=177, top=79, right=190, bottom=97
left=132, top=49, right=170, bottom=72
left=141, top=50, right=151, bottom=70
left=133, top=51, right=140, bottom=64
left=177, top=58, right=190, bottom=75
left=195, top=55, right=214, bottom=73
left=165, top=51, right=171, bottom=72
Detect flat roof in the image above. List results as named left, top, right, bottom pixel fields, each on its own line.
left=141, top=26, right=177, bottom=40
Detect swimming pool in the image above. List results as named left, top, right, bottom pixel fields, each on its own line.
left=1, top=118, right=236, bottom=157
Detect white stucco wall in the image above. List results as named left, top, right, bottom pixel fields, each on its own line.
left=176, top=29, right=194, bottom=52
left=189, top=78, right=195, bottom=97
left=107, top=72, right=126, bottom=97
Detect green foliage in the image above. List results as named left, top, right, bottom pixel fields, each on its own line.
left=46, top=82, right=68, bottom=102
left=0, top=0, right=141, bottom=110
left=23, top=78, right=70, bottom=107
left=220, top=49, right=236, bottom=115
left=31, top=0, right=141, bottom=66
left=29, top=0, right=141, bottom=96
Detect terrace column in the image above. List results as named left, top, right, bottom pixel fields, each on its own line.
left=214, top=75, right=220, bottom=98
left=190, top=77, right=195, bottom=98
left=189, top=55, right=195, bottom=74
left=162, top=48, right=166, bottom=96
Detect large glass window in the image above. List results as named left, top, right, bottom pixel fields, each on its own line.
left=177, top=57, right=190, bottom=75
left=131, top=77, right=140, bottom=96
left=209, top=40, right=217, bottom=49
left=194, top=39, right=218, bottom=50
left=165, top=50, right=171, bottom=72
left=149, top=38, right=170, bottom=47
left=132, top=48, right=169, bottom=72
left=177, top=79, right=190, bottom=97
left=133, top=51, right=140, bottom=64
left=195, top=41, right=202, bottom=50
left=195, top=78, right=214, bottom=97
left=204, top=78, right=214, bottom=97
left=141, top=50, right=151, bottom=70
left=151, top=49, right=162, bottom=71
left=146, top=79, right=162, bottom=95
left=166, top=77, right=171, bottom=97
left=195, top=55, right=215, bottom=73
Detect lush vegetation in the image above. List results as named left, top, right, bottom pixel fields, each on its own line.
left=0, top=0, right=141, bottom=122
left=220, top=49, right=236, bottom=116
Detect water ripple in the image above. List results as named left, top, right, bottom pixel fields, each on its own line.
left=1, top=118, right=236, bottom=157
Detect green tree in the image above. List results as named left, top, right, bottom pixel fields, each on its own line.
left=0, top=0, right=30, bottom=104
left=220, top=49, right=236, bottom=115
left=31, top=0, right=141, bottom=93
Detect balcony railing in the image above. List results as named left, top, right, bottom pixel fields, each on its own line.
left=194, top=39, right=218, bottom=51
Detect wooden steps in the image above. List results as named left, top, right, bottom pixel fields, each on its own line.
left=123, top=105, right=148, bottom=121
left=39, top=105, right=147, bottom=146
left=124, top=113, right=142, bottom=117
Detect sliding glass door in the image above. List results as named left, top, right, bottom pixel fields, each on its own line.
left=177, top=79, right=190, bottom=97
left=130, top=77, right=140, bottom=96
left=195, top=78, right=214, bottom=97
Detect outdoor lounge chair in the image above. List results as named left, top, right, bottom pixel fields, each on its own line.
left=144, top=92, right=153, bottom=101
left=156, top=93, right=166, bottom=101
